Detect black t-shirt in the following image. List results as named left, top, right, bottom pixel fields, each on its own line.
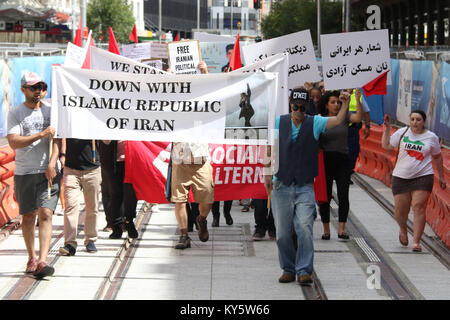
left=65, top=138, right=100, bottom=171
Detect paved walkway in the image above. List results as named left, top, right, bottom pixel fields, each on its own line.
left=0, top=173, right=449, bottom=300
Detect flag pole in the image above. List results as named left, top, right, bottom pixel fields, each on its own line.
left=92, top=140, right=96, bottom=162
left=48, top=138, right=53, bottom=200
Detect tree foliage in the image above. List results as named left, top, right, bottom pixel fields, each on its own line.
left=261, top=0, right=342, bottom=43
left=87, top=0, right=135, bottom=44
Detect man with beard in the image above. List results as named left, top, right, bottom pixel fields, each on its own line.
left=7, top=72, right=61, bottom=279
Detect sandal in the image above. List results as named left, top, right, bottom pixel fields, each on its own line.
left=399, top=231, right=408, bottom=246
left=412, top=244, right=422, bottom=252
left=321, top=233, right=330, bottom=240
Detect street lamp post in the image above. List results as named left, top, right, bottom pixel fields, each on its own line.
left=317, top=0, right=321, bottom=53
left=159, top=0, right=162, bottom=41
left=231, top=0, right=233, bottom=36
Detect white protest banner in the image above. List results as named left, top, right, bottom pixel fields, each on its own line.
left=242, top=30, right=320, bottom=90
left=320, top=29, right=391, bottom=90
left=51, top=66, right=278, bottom=145
left=167, top=40, right=202, bottom=74
left=122, top=42, right=151, bottom=61
left=232, top=53, right=289, bottom=119
left=396, top=59, right=413, bottom=124
left=90, top=46, right=169, bottom=75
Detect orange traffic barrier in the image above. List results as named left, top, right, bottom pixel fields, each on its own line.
left=0, top=145, right=19, bottom=228
left=356, top=125, right=450, bottom=248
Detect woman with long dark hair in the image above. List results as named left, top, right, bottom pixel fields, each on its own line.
left=382, top=110, right=446, bottom=252
left=317, top=89, right=363, bottom=240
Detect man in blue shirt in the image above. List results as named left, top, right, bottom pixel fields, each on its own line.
left=264, top=87, right=350, bottom=285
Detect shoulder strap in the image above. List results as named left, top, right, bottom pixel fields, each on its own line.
left=394, top=127, right=409, bottom=166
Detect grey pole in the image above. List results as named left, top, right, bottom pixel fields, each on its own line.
left=345, top=0, right=351, bottom=32
left=231, top=1, right=234, bottom=36
left=342, top=0, right=345, bottom=31
left=197, top=0, right=200, bottom=32
left=81, top=0, right=86, bottom=45
left=159, top=0, right=162, bottom=41
left=317, top=0, right=321, bottom=53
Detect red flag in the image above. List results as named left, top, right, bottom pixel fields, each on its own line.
left=73, top=28, right=82, bottom=47
left=362, top=70, right=390, bottom=96
left=129, top=24, right=138, bottom=43
left=81, top=33, right=95, bottom=69
left=125, top=141, right=171, bottom=204
left=174, top=32, right=179, bottom=41
left=313, top=151, right=328, bottom=204
left=108, top=27, right=120, bottom=55
left=229, top=33, right=242, bottom=71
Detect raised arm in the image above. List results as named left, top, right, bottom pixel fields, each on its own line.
left=381, top=114, right=395, bottom=151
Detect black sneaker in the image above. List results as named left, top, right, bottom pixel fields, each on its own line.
left=196, top=216, right=209, bottom=242
left=125, top=221, right=138, bottom=239
left=212, top=213, right=219, bottom=227
left=224, top=212, right=233, bottom=225
left=86, top=241, right=97, bottom=253
left=59, top=244, right=76, bottom=256
left=109, top=225, right=123, bottom=239
left=252, top=229, right=266, bottom=241
left=338, top=232, right=350, bottom=241
left=174, top=235, right=191, bottom=249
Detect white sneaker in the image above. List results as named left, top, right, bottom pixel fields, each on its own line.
left=150, top=204, right=160, bottom=213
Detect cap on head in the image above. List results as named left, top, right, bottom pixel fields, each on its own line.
left=21, top=72, right=44, bottom=87
left=290, top=87, right=309, bottom=104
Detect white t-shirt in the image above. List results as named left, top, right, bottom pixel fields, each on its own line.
left=390, top=127, right=441, bottom=179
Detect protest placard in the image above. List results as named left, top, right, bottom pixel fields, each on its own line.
left=150, top=42, right=169, bottom=59
left=242, top=30, right=320, bottom=90
left=90, top=46, right=168, bottom=75
left=320, top=29, right=391, bottom=90
left=167, top=40, right=202, bottom=74
left=142, top=59, right=163, bottom=70
left=122, top=42, right=152, bottom=61
left=64, top=42, right=87, bottom=68
left=51, top=66, right=278, bottom=145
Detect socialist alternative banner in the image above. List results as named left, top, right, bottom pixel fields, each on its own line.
left=51, top=66, right=278, bottom=145
left=124, top=142, right=268, bottom=203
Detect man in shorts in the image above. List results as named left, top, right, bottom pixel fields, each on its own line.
left=7, top=72, right=61, bottom=279
left=171, top=142, right=214, bottom=249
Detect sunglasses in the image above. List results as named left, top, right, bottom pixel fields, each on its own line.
left=292, top=104, right=306, bottom=112
left=24, top=83, right=46, bottom=92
